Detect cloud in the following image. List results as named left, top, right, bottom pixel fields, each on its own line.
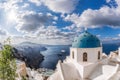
left=22, top=3, right=30, bottom=8
left=118, top=34, right=120, bottom=37
left=29, top=0, right=79, bottom=13
left=62, top=24, right=84, bottom=33
left=0, top=0, right=79, bottom=45
left=0, top=0, right=77, bottom=45
left=42, top=0, right=79, bottom=14
left=64, top=0, right=120, bottom=28
left=0, top=28, right=8, bottom=36
left=3, top=0, right=120, bottom=45
left=36, top=26, right=76, bottom=39
left=102, top=36, right=120, bottom=43
left=107, top=0, right=118, bottom=7
left=16, top=11, right=54, bottom=33
left=31, top=25, right=77, bottom=44
left=29, top=0, right=42, bottom=6
left=33, top=26, right=77, bottom=44
left=11, top=26, right=77, bottom=45
left=0, top=0, right=22, bottom=11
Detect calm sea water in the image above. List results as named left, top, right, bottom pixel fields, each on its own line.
left=39, top=44, right=120, bottom=69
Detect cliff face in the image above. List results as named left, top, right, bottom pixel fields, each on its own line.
left=12, top=42, right=47, bottom=69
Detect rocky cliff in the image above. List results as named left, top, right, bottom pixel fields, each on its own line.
left=12, top=42, right=47, bottom=69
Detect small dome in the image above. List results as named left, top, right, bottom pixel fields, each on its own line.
left=72, top=31, right=101, bottom=48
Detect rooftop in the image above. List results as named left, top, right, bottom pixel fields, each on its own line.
left=72, top=31, right=101, bottom=48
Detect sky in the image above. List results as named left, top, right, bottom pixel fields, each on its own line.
left=0, top=0, right=120, bottom=45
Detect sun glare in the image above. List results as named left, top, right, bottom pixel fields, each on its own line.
left=7, top=10, right=17, bottom=22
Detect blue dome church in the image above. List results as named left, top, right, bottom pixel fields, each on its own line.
left=70, top=31, right=102, bottom=63
left=48, top=31, right=120, bottom=80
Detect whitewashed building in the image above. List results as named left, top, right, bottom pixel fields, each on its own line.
left=48, top=31, right=120, bottom=80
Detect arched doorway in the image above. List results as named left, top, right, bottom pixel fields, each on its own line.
left=98, top=51, right=100, bottom=60
left=83, top=52, right=87, bottom=62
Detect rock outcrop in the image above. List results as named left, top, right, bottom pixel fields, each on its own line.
left=12, top=42, right=47, bottom=69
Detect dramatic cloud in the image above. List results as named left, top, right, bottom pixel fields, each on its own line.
left=42, top=0, right=79, bottom=14
left=0, top=0, right=119, bottom=44
left=64, top=0, right=120, bottom=28
left=14, top=26, right=77, bottom=45
left=36, top=26, right=76, bottom=40
left=29, top=0, right=79, bottom=13
left=16, top=11, right=54, bottom=33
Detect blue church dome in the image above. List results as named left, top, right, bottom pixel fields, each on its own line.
left=72, top=31, right=101, bottom=48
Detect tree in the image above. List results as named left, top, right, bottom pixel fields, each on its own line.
left=0, top=39, right=16, bottom=80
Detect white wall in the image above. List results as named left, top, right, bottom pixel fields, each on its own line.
left=70, top=48, right=78, bottom=61
left=70, top=47, right=102, bottom=63
left=69, top=47, right=103, bottom=79
left=83, top=63, right=98, bottom=78
left=118, top=47, right=120, bottom=56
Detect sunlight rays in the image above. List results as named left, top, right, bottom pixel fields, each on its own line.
left=7, top=10, right=17, bottom=22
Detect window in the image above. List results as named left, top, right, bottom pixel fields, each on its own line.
left=98, top=51, right=100, bottom=60
left=72, top=51, right=74, bottom=59
left=83, top=52, right=87, bottom=62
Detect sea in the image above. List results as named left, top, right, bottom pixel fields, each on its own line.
left=39, top=43, right=120, bottom=69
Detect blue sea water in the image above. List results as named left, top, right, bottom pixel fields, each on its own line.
left=39, top=45, right=70, bottom=69
left=39, top=43, right=120, bottom=69
left=103, top=43, right=119, bottom=55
